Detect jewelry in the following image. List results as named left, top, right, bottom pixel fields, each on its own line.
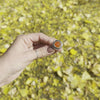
left=51, top=40, right=63, bottom=50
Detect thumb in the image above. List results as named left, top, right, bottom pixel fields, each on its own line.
left=32, top=45, right=55, bottom=60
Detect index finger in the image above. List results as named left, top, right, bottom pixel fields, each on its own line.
left=28, top=33, right=57, bottom=45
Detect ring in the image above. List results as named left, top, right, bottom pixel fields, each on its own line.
left=35, top=49, right=38, bottom=59
left=52, top=40, right=63, bottom=50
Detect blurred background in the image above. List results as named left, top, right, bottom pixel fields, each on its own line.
left=0, top=0, right=100, bottom=100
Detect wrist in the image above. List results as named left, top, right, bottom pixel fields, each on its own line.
left=0, top=55, right=12, bottom=83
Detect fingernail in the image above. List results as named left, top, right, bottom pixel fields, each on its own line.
left=48, top=47, right=55, bottom=53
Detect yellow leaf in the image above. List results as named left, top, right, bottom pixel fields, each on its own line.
left=43, top=76, right=49, bottom=83
left=82, top=33, right=90, bottom=40
left=84, top=20, right=92, bottom=24
left=68, top=95, right=74, bottom=100
left=53, top=66, right=61, bottom=72
left=82, top=71, right=92, bottom=80
left=19, top=89, right=28, bottom=97
left=25, top=78, right=33, bottom=85
left=2, top=85, right=10, bottom=95
left=95, top=41, right=100, bottom=47
left=53, top=79, right=59, bottom=86
left=57, top=70, right=62, bottom=77
left=70, top=49, right=77, bottom=55
left=0, top=48, right=6, bottom=53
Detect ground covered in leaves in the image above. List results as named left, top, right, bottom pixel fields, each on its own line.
left=0, top=0, right=100, bottom=100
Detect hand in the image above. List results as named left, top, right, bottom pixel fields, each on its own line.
left=0, top=33, right=62, bottom=87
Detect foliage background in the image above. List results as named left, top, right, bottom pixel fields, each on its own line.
left=0, top=0, right=100, bottom=100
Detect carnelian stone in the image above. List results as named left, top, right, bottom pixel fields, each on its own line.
left=54, top=41, right=61, bottom=47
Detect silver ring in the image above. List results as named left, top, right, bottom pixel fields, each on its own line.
left=35, top=49, right=38, bottom=59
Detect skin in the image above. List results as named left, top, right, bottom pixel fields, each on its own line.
left=0, top=33, right=63, bottom=87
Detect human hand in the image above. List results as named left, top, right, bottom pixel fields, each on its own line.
left=0, top=33, right=62, bottom=87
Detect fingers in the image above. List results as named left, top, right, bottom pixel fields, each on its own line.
left=29, top=45, right=56, bottom=60
left=35, top=46, right=55, bottom=58
left=28, top=33, right=57, bottom=45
